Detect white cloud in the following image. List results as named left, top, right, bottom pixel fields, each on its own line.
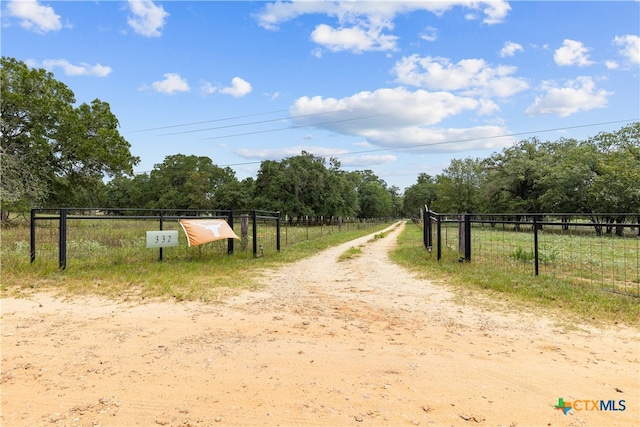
left=554, top=39, right=594, bottom=67
left=149, top=73, right=190, bottom=94
left=359, top=126, right=515, bottom=153
left=255, top=1, right=510, bottom=53
left=605, top=60, right=619, bottom=70
left=6, top=0, right=61, bottom=33
left=354, top=140, right=373, bottom=147
left=339, top=154, right=397, bottom=167
left=256, top=1, right=510, bottom=29
left=291, top=87, right=491, bottom=133
left=525, top=76, right=610, bottom=117
left=199, top=81, right=217, bottom=95
left=219, top=77, right=253, bottom=98
left=613, top=35, right=640, bottom=64
left=481, top=1, right=512, bottom=25
left=234, top=146, right=396, bottom=168
left=199, top=77, right=252, bottom=97
left=311, top=23, right=398, bottom=53
left=235, top=145, right=349, bottom=160
left=287, top=87, right=512, bottom=153
left=40, top=59, right=112, bottom=77
left=392, top=55, right=529, bottom=98
left=420, top=26, right=437, bottom=42
left=500, top=41, right=523, bottom=57
left=127, top=0, right=169, bottom=37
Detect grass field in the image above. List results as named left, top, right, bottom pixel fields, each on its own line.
left=432, top=222, right=640, bottom=297
left=2, top=219, right=637, bottom=326
left=0, top=218, right=392, bottom=302
left=391, top=223, right=640, bottom=327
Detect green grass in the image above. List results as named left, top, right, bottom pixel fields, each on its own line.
left=1, top=220, right=393, bottom=302
left=369, top=231, right=387, bottom=241
left=337, top=245, right=363, bottom=262
left=390, top=223, right=640, bottom=327
left=433, top=223, right=639, bottom=296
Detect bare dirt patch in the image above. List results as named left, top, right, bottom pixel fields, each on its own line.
left=1, top=222, right=638, bottom=426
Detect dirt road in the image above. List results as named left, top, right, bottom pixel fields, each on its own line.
left=1, top=221, right=638, bottom=426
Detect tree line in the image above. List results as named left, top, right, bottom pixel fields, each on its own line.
left=2, top=57, right=638, bottom=224
left=104, top=152, right=401, bottom=222
left=402, top=122, right=640, bottom=223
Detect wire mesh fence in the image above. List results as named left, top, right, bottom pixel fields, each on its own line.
left=3, top=209, right=388, bottom=270
left=281, top=217, right=387, bottom=247
left=25, top=208, right=280, bottom=269
left=423, top=210, right=640, bottom=297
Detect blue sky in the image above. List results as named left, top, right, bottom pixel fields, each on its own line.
left=3, top=0, right=639, bottom=191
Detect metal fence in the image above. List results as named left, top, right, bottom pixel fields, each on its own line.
left=423, top=207, right=640, bottom=297
left=26, top=209, right=387, bottom=270
left=29, top=208, right=281, bottom=269
left=281, top=216, right=388, bottom=247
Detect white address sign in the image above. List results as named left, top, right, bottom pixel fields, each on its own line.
left=146, top=230, right=179, bottom=248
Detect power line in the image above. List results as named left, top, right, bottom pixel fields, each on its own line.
left=157, top=109, right=365, bottom=136
left=129, top=106, right=365, bottom=134
left=215, top=118, right=640, bottom=167
left=128, top=108, right=291, bottom=133
left=132, top=117, right=638, bottom=174
left=199, top=114, right=384, bottom=140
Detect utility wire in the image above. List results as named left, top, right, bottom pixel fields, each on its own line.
left=129, top=108, right=291, bottom=133
left=157, top=109, right=365, bottom=136
left=199, top=114, right=384, bottom=140
left=215, top=118, right=640, bottom=167
left=130, top=106, right=361, bottom=134
left=132, top=117, right=638, bottom=174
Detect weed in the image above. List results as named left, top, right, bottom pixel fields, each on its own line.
left=337, top=246, right=363, bottom=262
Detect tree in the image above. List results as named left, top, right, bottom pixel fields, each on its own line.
left=585, top=123, right=640, bottom=234
left=433, top=158, right=484, bottom=213
left=104, top=173, right=154, bottom=209
left=254, top=152, right=359, bottom=221
left=538, top=139, right=597, bottom=214
left=322, top=161, right=359, bottom=219
left=145, top=154, right=236, bottom=210
left=481, top=138, right=547, bottom=213
left=387, top=185, right=402, bottom=218
left=215, top=177, right=256, bottom=210
left=0, top=57, right=139, bottom=218
left=403, top=173, right=437, bottom=217
left=357, top=180, right=392, bottom=218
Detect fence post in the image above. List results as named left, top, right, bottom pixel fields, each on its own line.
left=533, top=215, right=539, bottom=276
left=463, top=214, right=471, bottom=262
left=159, top=210, right=164, bottom=262
left=436, top=213, right=442, bottom=261
left=30, top=209, right=36, bottom=263
left=227, top=210, right=234, bottom=255
left=423, top=206, right=429, bottom=250
left=240, top=214, right=249, bottom=251
left=59, top=208, right=67, bottom=270
left=252, top=210, right=258, bottom=257
left=276, top=211, right=281, bottom=252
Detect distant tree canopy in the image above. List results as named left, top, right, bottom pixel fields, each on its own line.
left=404, top=122, right=640, bottom=219
left=105, top=152, right=396, bottom=221
left=0, top=57, right=139, bottom=220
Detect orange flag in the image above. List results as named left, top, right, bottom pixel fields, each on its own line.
left=179, top=219, right=240, bottom=247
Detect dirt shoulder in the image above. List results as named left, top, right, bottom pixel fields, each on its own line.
left=1, top=221, right=638, bottom=426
